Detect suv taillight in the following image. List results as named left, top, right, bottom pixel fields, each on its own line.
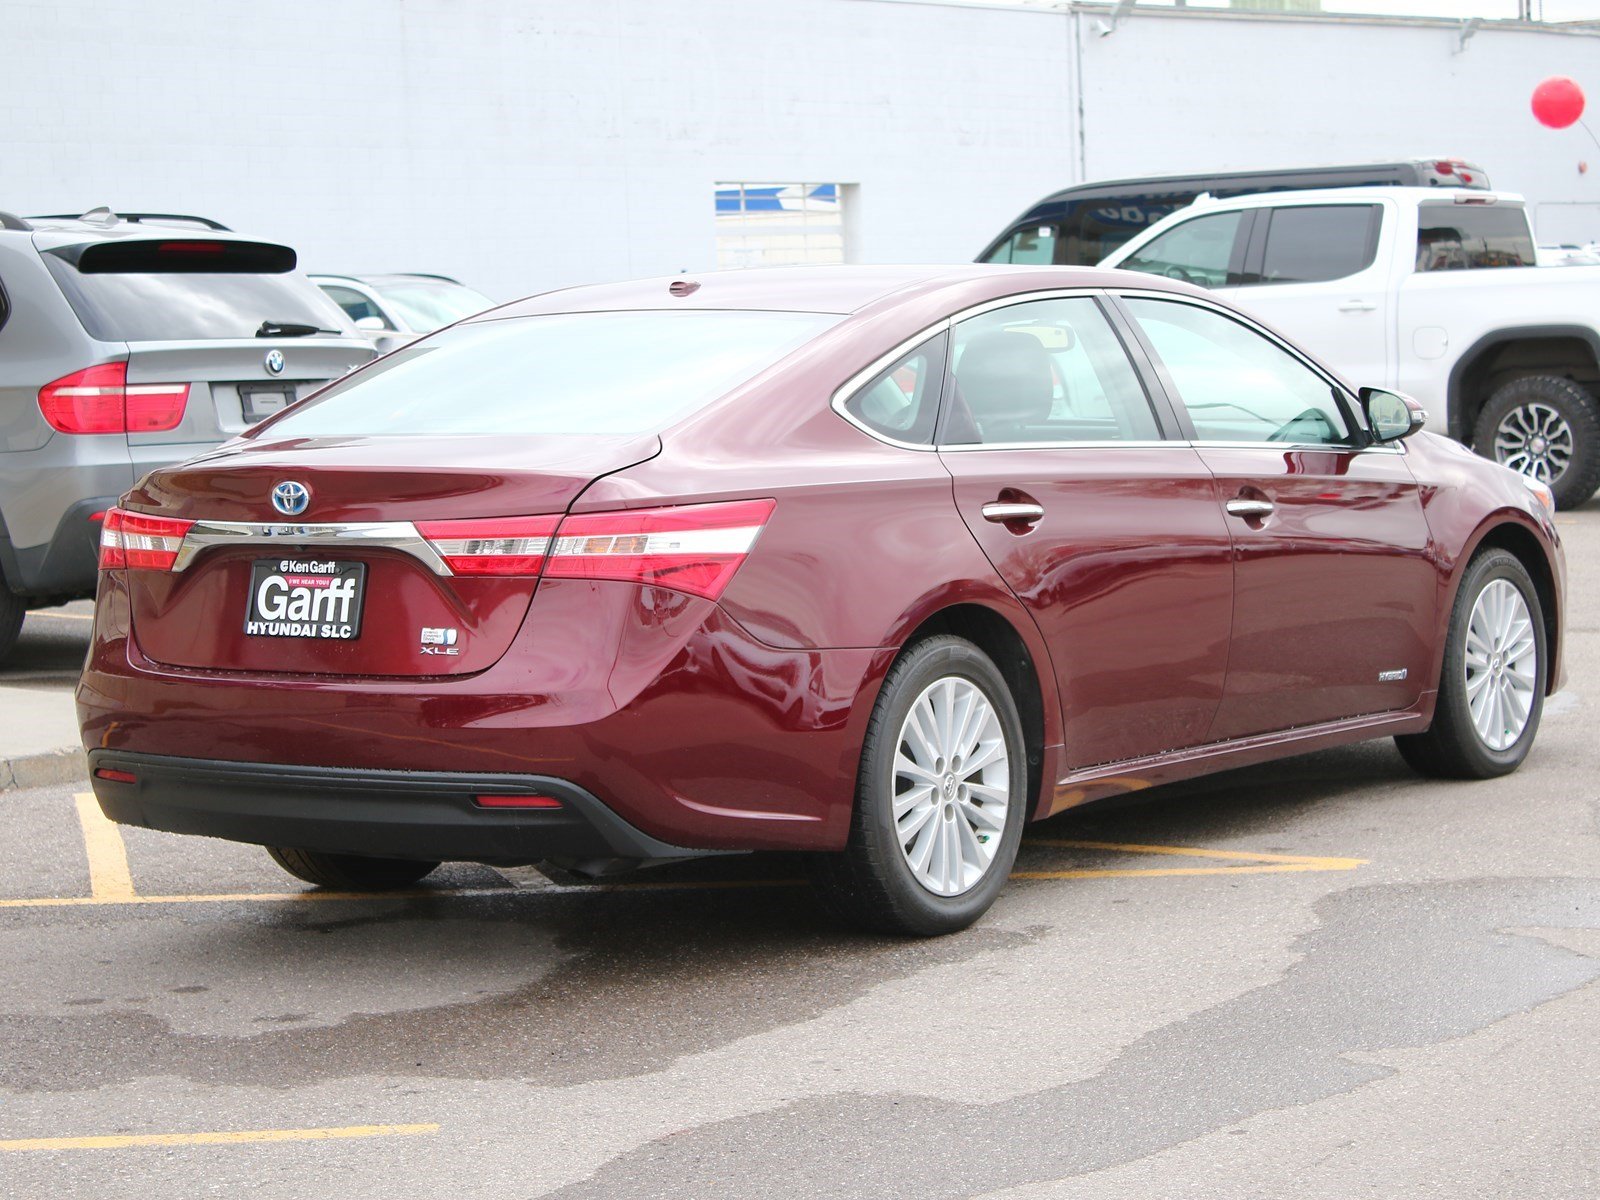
left=415, top=499, right=775, bottom=599
left=39, top=362, right=189, bottom=434
left=99, top=507, right=195, bottom=571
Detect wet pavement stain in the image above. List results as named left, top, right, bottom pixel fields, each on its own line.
left=543, top=877, right=1600, bottom=1200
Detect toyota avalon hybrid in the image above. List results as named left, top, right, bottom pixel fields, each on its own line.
left=77, top=265, right=1565, bottom=934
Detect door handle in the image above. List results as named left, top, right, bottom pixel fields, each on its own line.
left=1225, top=498, right=1275, bottom=519
left=1338, top=299, right=1377, bottom=312
left=982, top=501, right=1045, bottom=524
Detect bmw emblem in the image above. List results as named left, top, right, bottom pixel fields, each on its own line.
left=271, top=480, right=311, bottom=517
left=264, top=349, right=286, bottom=376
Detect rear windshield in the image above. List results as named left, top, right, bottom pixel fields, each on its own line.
left=1416, top=204, right=1536, bottom=271
left=45, top=247, right=350, bottom=342
left=262, top=310, right=841, bottom=438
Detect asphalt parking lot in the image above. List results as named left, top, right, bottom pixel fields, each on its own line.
left=2, top=514, right=1598, bottom=1198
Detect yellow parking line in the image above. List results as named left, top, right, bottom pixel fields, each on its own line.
left=0, top=1123, right=438, bottom=1153
left=72, top=794, right=135, bottom=900
left=1027, top=838, right=1366, bottom=869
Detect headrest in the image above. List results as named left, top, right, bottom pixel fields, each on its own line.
left=955, top=331, right=1055, bottom=433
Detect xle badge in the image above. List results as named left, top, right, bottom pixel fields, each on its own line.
left=421, top=627, right=460, bottom=656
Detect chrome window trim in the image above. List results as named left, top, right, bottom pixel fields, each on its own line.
left=936, top=439, right=1178, bottom=453
left=172, top=520, right=452, bottom=575
left=829, top=287, right=1127, bottom=452
left=1186, top=439, right=1406, bottom=456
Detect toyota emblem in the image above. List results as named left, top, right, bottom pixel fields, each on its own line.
left=264, top=349, right=286, bottom=376
left=271, top=480, right=311, bottom=517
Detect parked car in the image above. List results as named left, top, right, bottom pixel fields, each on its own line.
left=311, top=273, right=493, bottom=353
left=977, top=158, right=1489, bottom=268
left=0, top=208, right=375, bottom=662
left=79, top=265, right=1563, bottom=935
left=1100, top=186, right=1600, bottom=509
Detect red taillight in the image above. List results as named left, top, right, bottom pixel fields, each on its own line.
left=545, top=498, right=775, bottom=600
left=39, top=362, right=189, bottom=434
left=94, top=768, right=137, bottom=784
left=98, top=507, right=194, bottom=572
left=474, top=794, right=563, bottom=809
left=414, top=516, right=560, bottom=576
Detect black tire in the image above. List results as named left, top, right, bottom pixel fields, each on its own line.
left=1472, top=374, right=1600, bottom=510
left=0, top=580, right=22, bottom=665
left=265, top=846, right=439, bottom=891
left=811, top=635, right=1028, bottom=936
left=1395, top=549, right=1546, bottom=780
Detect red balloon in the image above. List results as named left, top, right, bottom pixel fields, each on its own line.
left=1533, top=76, right=1585, bottom=130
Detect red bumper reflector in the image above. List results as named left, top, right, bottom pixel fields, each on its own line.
left=474, top=794, right=562, bottom=809
left=94, top=768, right=137, bottom=784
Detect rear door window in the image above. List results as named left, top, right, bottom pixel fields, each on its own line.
left=1252, top=204, right=1381, bottom=285
left=943, top=296, right=1161, bottom=445
left=1118, top=212, right=1248, bottom=289
left=264, top=310, right=840, bottom=438
left=1416, top=204, right=1536, bottom=271
left=43, top=239, right=350, bottom=341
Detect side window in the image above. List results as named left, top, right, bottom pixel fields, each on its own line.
left=985, top=224, right=1058, bottom=265
left=1124, top=298, right=1350, bottom=446
left=841, top=332, right=947, bottom=445
left=945, top=296, right=1161, bottom=445
left=1416, top=204, right=1536, bottom=271
left=1119, top=211, right=1246, bottom=289
left=320, top=285, right=390, bottom=327
left=1254, top=205, right=1381, bottom=285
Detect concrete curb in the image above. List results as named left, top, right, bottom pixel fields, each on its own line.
left=0, top=747, right=87, bottom=792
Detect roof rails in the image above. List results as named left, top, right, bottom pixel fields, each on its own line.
left=0, top=212, right=31, bottom=231
left=28, top=208, right=232, bottom=231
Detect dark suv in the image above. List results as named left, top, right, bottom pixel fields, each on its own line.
left=0, top=209, right=375, bottom=661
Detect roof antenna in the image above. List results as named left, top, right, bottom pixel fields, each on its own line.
left=79, top=206, right=117, bottom=226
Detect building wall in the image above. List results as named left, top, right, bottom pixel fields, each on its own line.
left=1, top=1, right=1597, bottom=301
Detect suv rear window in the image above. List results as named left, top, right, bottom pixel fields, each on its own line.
left=44, top=240, right=349, bottom=341
left=1416, top=204, right=1536, bottom=271
left=263, top=310, right=840, bottom=438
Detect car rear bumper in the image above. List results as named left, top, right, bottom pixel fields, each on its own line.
left=87, top=749, right=706, bottom=867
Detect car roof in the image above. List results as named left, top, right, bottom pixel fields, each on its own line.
left=311, top=273, right=469, bottom=288
left=20, top=219, right=289, bottom=253
left=481, top=264, right=1194, bottom=319
left=1188, top=185, right=1525, bottom=209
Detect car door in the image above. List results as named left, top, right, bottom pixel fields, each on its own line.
left=938, top=293, right=1235, bottom=770
left=1118, top=293, right=1437, bottom=741
left=1222, top=200, right=1395, bottom=392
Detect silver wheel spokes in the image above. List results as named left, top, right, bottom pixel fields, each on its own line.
left=1464, top=579, right=1539, bottom=752
left=1494, top=402, right=1573, bottom=485
left=892, top=676, right=1011, bottom=897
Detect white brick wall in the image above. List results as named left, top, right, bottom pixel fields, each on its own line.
left=1, top=1, right=1596, bottom=301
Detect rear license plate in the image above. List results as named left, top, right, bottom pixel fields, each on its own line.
left=244, top=558, right=365, bottom=639
left=240, top=385, right=294, bottom=424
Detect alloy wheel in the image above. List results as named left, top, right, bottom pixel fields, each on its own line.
left=1464, top=579, right=1539, bottom=752
left=1494, top=402, right=1574, bottom=484
left=891, top=676, right=1012, bottom=896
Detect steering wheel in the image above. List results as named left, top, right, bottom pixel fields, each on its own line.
left=1162, top=265, right=1198, bottom=285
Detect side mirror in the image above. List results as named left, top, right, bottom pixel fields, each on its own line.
left=354, top=315, right=391, bottom=333
left=1361, top=387, right=1428, bottom=443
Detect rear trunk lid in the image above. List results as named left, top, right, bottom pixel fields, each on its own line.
left=120, top=432, right=660, bottom=677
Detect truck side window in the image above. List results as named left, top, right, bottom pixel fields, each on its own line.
left=1119, top=212, right=1246, bottom=289
left=1254, top=205, right=1381, bottom=285
left=985, top=225, right=1058, bottom=265
left=1416, top=205, right=1536, bottom=271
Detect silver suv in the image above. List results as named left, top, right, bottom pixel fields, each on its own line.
left=0, top=209, right=376, bottom=661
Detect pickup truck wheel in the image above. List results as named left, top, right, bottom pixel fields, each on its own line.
left=1473, top=375, right=1600, bottom=510
left=0, top=581, right=23, bottom=664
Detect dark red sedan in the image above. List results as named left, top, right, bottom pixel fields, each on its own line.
left=78, top=266, right=1565, bottom=934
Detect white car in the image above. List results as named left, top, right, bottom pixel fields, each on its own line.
left=1102, top=186, right=1600, bottom=508
left=311, top=273, right=493, bottom=353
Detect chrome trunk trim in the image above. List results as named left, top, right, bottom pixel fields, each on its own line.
left=171, top=520, right=452, bottom=575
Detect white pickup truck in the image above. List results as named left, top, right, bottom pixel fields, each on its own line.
left=1100, top=186, right=1600, bottom=508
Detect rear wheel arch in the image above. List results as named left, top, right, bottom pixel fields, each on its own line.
left=1449, top=327, right=1600, bottom=443
left=888, top=603, right=1050, bottom=823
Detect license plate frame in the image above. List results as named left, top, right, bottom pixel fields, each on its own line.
left=239, top=384, right=295, bottom=425
left=244, top=558, right=366, bottom=640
